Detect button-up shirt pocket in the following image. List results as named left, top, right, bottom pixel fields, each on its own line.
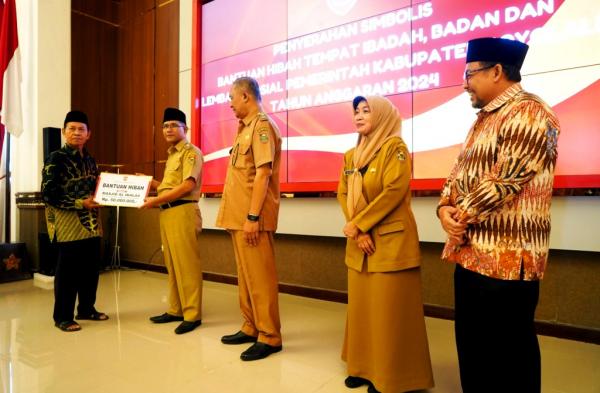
left=159, top=157, right=183, bottom=190
left=232, top=142, right=251, bottom=169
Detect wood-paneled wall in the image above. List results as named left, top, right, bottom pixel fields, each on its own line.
left=71, top=1, right=119, bottom=165
left=116, top=2, right=156, bottom=176
left=154, top=0, right=181, bottom=178
left=71, top=0, right=180, bottom=179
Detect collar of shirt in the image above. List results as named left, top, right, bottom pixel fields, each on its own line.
left=167, top=138, right=188, bottom=155
left=481, top=82, right=523, bottom=113
left=62, top=144, right=89, bottom=158
left=239, top=111, right=261, bottom=131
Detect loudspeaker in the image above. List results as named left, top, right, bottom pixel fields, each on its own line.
left=43, top=127, right=61, bottom=160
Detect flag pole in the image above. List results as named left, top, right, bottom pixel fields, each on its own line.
left=4, top=131, right=10, bottom=242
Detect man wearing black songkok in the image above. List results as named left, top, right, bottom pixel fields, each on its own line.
left=437, top=37, right=560, bottom=392
left=41, top=110, right=108, bottom=332
left=141, top=107, right=204, bottom=335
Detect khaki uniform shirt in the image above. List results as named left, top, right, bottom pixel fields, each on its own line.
left=158, top=139, right=203, bottom=200
left=338, top=137, right=421, bottom=272
left=216, top=112, right=281, bottom=231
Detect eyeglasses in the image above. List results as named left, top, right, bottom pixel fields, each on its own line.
left=464, top=65, right=494, bottom=81
left=162, top=122, right=183, bottom=129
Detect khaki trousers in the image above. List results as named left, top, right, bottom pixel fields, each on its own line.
left=159, top=203, right=203, bottom=321
left=230, top=230, right=282, bottom=346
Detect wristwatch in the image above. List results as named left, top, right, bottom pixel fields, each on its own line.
left=247, top=213, right=260, bottom=222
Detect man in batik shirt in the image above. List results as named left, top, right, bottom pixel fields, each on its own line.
left=42, top=110, right=107, bottom=332
left=437, top=38, right=559, bottom=393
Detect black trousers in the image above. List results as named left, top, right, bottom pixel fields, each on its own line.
left=454, top=264, right=541, bottom=393
left=53, top=237, right=102, bottom=323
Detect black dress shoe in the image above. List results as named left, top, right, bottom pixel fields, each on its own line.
left=221, top=330, right=258, bottom=345
left=149, top=313, right=184, bottom=323
left=174, top=320, right=202, bottom=334
left=367, top=383, right=380, bottom=393
left=344, top=376, right=370, bottom=388
left=240, top=342, right=282, bottom=361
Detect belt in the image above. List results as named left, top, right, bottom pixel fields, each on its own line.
left=159, top=200, right=197, bottom=210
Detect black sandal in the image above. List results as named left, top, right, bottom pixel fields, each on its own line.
left=55, top=320, right=82, bottom=332
left=75, top=312, right=109, bottom=321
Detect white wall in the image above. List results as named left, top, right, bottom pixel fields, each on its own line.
left=198, top=197, right=447, bottom=240
left=183, top=2, right=600, bottom=253
left=198, top=196, right=600, bottom=252
left=11, top=0, right=70, bottom=241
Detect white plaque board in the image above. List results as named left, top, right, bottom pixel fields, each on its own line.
left=94, top=172, right=152, bottom=207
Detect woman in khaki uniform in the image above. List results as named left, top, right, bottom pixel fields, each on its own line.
left=337, top=96, right=434, bottom=393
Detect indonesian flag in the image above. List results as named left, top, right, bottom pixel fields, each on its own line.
left=0, top=0, right=23, bottom=140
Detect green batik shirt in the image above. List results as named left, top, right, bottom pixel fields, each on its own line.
left=41, top=144, right=102, bottom=242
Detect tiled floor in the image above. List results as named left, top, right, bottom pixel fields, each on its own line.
left=0, top=270, right=598, bottom=393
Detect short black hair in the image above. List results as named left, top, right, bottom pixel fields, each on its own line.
left=480, top=61, right=522, bottom=82
left=233, top=77, right=262, bottom=102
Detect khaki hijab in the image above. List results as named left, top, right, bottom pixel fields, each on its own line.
left=347, top=96, right=402, bottom=219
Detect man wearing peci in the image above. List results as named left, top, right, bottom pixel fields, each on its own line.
left=437, top=37, right=560, bottom=393
left=41, top=110, right=108, bottom=332
left=141, top=107, right=204, bottom=335
left=216, top=76, right=283, bottom=361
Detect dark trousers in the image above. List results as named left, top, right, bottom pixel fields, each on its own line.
left=454, top=264, right=541, bottom=393
left=53, top=237, right=101, bottom=323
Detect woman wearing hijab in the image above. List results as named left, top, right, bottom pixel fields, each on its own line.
left=337, top=96, right=434, bottom=393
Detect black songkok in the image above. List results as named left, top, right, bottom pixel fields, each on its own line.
left=64, top=110, right=89, bottom=128
left=163, top=107, right=186, bottom=125
left=466, top=37, right=529, bottom=70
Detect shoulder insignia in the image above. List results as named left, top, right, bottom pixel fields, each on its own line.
left=183, top=143, right=191, bottom=150
left=259, top=132, right=269, bottom=143
left=397, top=151, right=406, bottom=161
left=188, top=153, right=196, bottom=162
left=258, top=113, right=269, bottom=121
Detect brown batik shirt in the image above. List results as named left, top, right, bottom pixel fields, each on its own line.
left=438, top=83, right=560, bottom=280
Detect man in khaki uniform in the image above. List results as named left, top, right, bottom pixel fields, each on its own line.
left=141, top=107, right=204, bottom=335
left=216, top=77, right=283, bottom=361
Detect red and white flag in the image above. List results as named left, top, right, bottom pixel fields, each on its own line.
left=0, top=0, right=23, bottom=139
